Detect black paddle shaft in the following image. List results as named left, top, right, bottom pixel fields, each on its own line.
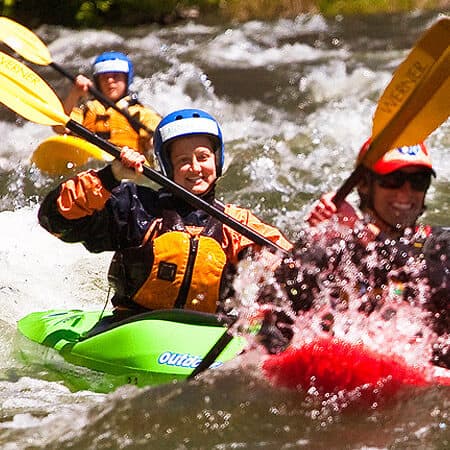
left=188, top=327, right=235, bottom=380
left=333, top=165, right=366, bottom=206
left=51, top=62, right=154, bottom=136
left=68, top=120, right=288, bottom=254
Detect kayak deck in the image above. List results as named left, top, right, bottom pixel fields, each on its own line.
left=17, top=309, right=246, bottom=390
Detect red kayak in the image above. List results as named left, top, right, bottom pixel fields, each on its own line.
left=263, top=337, right=450, bottom=399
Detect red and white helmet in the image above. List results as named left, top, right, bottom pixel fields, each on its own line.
left=357, top=139, right=435, bottom=175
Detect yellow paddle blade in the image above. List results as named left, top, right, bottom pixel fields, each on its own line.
left=0, top=51, right=68, bottom=126
left=363, top=17, right=450, bottom=167
left=31, top=135, right=114, bottom=175
left=0, top=17, right=52, bottom=65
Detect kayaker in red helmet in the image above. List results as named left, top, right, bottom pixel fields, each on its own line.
left=306, top=140, right=436, bottom=238
left=52, top=51, right=161, bottom=164
left=256, top=141, right=448, bottom=369
left=39, top=109, right=292, bottom=328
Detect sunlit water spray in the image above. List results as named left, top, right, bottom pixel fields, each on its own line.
left=232, top=220, right=447, bottom=376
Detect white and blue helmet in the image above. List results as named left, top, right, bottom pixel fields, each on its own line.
left=154, top=109, right=225, bottom=179
left=93, top=51, right=134, bottom=91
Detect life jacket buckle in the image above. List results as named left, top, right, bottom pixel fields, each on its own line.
left=157, top=261, right=177, bottom=281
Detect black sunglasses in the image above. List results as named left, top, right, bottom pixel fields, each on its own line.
left=374, top=170, right=432, bottom=192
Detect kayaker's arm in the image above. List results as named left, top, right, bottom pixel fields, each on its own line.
left=222, top=205, right=292, bottom=265
left=38, top=165, right=158, bottom=252
left=52, top=74, right=93, bottom=135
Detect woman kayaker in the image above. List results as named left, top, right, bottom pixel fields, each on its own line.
left=306, top=139, right=437, bottom=237
left=52, top=51, right=161, bottom=165
left=39, top=108, right=292, bottom=326
left=257, top=141, right=449, bottom=368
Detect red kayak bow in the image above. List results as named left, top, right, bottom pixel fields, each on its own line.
left=263, top=337, right=450, bottom=396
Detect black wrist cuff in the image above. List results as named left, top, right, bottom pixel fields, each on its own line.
left=97, top=165, right=120, bottom=191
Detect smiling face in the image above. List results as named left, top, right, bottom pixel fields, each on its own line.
left=170, top=135, right=217, bottom=195
left=361, top=167, right=428, bottom=232
left=96, top=72, right=127, bottom=101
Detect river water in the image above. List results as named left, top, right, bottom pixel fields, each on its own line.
left=1, top=10, right=449, bottom=449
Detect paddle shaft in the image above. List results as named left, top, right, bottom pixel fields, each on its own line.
left=50, top=61, right=154, bottom=136
left=68, top=120, right=288, bottom=254
left=332, top=166, right=365, bottom=207
left=188, top=327, right=235, bottom=380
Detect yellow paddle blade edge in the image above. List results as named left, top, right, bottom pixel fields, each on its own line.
left=0, top=52, right=67, bottom=126
left=0, top=17, right=52, bottom=65
left=31, top=135, right=114, bottom=175
left=362, top=17, right=450, bottom=168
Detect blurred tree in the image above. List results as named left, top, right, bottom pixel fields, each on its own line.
left=0, top=0, right=446, bottom=28
left=7, top=0, right=81, bottom=26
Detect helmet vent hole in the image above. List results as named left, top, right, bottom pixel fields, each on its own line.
left=175, top=115, right=183, bottom=120
left=192, top=113, right=200, bottom=117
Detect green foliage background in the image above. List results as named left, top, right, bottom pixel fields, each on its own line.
left=0, top=0, right=447, bottom=27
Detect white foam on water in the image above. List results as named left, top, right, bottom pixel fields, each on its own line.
left=47, top=28, right=125, bottom=65
left=201, top=29, right=348, bottom=68
left=0, top=122, right=51, bottom=170
left=0, top=207, right=111, bottom=326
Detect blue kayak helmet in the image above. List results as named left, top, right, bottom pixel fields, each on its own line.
left=154, top=109, right=225, bottom=179
left=92, top=51, right=134, bottom=91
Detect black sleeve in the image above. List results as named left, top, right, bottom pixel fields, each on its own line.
left=422, top=227, right=450, bottom=339
left=38, top=174, right=158, bottom=253
left=422, top=227, right=450, bottom=288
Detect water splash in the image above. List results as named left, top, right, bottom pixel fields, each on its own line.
left=232, top=220, right=448, bottom=373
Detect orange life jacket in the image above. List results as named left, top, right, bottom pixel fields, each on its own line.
left=71, top=97, right=160, bottom=154
left=131, top=211, right=229, bottom=313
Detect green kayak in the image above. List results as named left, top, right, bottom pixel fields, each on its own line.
left=17, top=309, right=246, bottom=390
left=17, top=309, right=450, bottom=396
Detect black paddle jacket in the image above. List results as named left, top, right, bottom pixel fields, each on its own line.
left=38, top=165, right=291, bottom=315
